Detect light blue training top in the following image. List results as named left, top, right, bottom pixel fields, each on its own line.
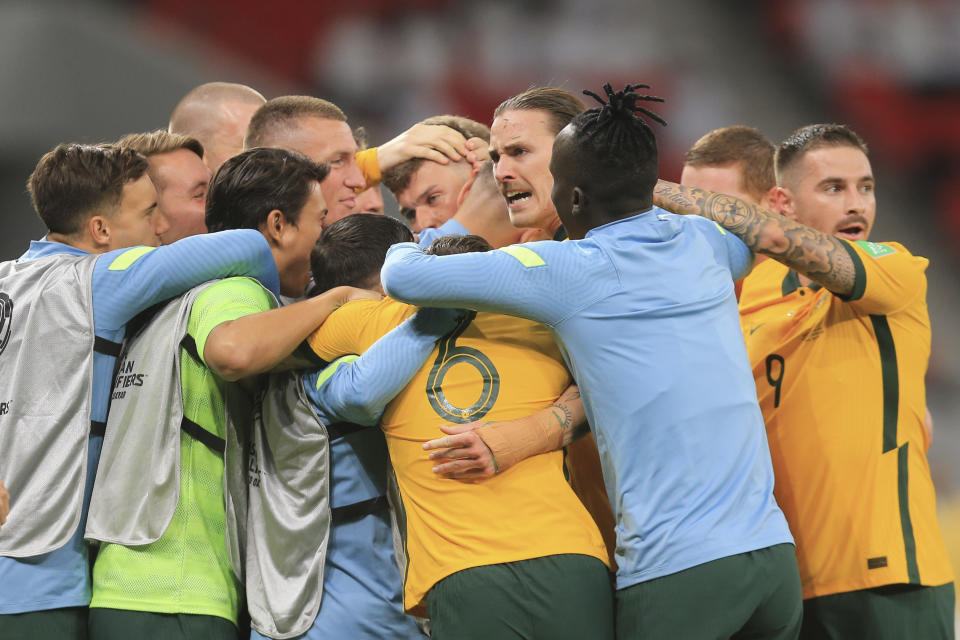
left=416, top=218, right=469, bottom=250
left=289, top=309, right=456, bottom=640
left=381, top=208, right=793, bottom=590
left=0, top=231, right=278, bottom=614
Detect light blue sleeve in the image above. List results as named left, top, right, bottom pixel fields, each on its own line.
left=380, top=241, right=571, bottom=326
left=692, top=216, right=754, bottom=280
left=416, top=218, right=470, bottom=249
left=91, top=230, right=279, bottom=333
left=304, top=307, right=463, bottom=426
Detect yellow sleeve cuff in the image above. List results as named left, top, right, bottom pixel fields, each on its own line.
left=355, top=147, right=381, bottom=188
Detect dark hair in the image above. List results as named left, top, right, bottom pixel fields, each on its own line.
left=564, top=82, right=666, bottom=195
left=310, top=214, right=413, bottom=293
left=245, top=95, right=347, bottom=148
left=775, top=124, right=869, bottom=185
left=424, top=234, right=492, bottom=256
left=381, top=115, right=491, bottom=196
left=684, top=126, right=775, bottom=201
left=494, top=87, right=587, bottom=135
left=205, top=147, right=329, bottom=232
left=27, top=143, right=149, bottom=234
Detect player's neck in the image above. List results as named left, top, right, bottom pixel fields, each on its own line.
left=46, top=231, right=100, bottom=254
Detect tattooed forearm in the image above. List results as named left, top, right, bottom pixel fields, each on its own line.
left=549, top=404, right=573, bottom=433
left=653, top=180, right=855, bottom=295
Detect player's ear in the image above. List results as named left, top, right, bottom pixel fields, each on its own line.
left=772, top=186, right=796, bottom=220
left=87, top=215, right=111, bottom=249
left=260, top=209, right=286, bottom=247
left=571, top=186, right=586, bottom=217
left=761, top=185, right=778, bottom=212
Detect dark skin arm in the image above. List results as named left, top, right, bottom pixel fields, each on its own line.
left=652, top=179, right=857, bottom=295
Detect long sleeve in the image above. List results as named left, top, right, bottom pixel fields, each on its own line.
left=305, top=308, right=463, bottom=425
left=91, top=230, right=278, bottom=333
left=380, top=242, right=575, bottom=326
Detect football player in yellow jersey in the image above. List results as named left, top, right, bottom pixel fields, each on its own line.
left=658, top=123, right=955, bottom=639
left=304, top=215, right=613, bottom=640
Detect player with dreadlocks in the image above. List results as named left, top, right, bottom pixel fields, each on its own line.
left=381, top=82, right=802, bottom=639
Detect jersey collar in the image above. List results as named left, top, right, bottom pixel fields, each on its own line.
left=781, top=269, right=822, bottom=296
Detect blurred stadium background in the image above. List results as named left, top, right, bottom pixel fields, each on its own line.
left=1, top=0, right=958, bottom=622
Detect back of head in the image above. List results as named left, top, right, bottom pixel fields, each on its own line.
left=117, top=129, right=204, bottom=161
left=494, top=87, right=587, bottom=135
left=561, top=82, right=667, bottom=200
left=684, top=126, right=775, bottom=202
left=311, top=214, right=413, bottom=293
left=381, top=115, right=491, bottom=196
left=775, top=124, right=869, bottom=186
left=205, top=147, right=329, bottom=232
left=169, top=82, right=266, bottom=136
left=245, top=96, right=347, bottom=149
left=424, top=234, right=492, bottom=256
left=27, top=143, right=148, bottom=235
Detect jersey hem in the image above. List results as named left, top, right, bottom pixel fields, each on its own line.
left=614, top=533, right=794, bottom=590
left=405, top=548, right=609, bottom=613
left=0, top=596, right=92, bottom=615
left=801, top=572, right=957, bottom=600
left=89, top=598, right=237, bottom=625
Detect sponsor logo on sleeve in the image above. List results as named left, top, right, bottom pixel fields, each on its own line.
left=855, top=241, right=896, bottom=258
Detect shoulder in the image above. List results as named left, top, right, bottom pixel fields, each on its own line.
left=848, top=240, right=923, bottom=262
left=192, top=277, right=276, bottom=316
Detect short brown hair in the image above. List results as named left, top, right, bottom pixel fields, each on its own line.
left=244, top=96, right=346, bottom=148
left=684, top=126, right=775, bottom=202
left=775, top=124, right=869, bottom=185
left=117, top=130, right=204, bottom=160
left=27, top=143, right=148, bottom=235
left=382, top=115, right=491, bottom=196
left=493, top=87, right=587, bottom=135
left=424, top=234, right=492, bottom=256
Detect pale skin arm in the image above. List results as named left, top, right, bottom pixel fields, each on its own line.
left=377, top=125, right=486, bottom=171
left=203, top=286, right=379, bottom=382
left=423, top=385, right=588, bottom=481
left=652, top=179, right=857, bottom=295
left=0, top=478, right=9, bottom=530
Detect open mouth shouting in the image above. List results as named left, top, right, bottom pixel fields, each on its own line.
left=502, top=187, right=533, bottom=211
left=835, top=217, right=868, bottom=241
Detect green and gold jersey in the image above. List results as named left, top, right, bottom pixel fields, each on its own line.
left=739, top=240, right=954, bottom=599
left=307, top=297, right=609, bottom=615
left=91, top=277, right=276, bottom=623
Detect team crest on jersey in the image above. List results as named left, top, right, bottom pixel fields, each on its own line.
left=855, top=241, right=895, bottom=258
left=0, top=292, right=12, bottom=357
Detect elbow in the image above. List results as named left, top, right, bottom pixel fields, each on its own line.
left=204, top=336, right=256, bottom=382
left=380, top=261, right=414, bottom=301
left=757, top=228, right=790, bottom=256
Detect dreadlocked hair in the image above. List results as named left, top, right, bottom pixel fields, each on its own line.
left=565, top=83, right=666, bottom=195
left=577, top=82, right=665, bottom=157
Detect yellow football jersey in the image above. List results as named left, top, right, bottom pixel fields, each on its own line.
left=307, top=298, right=609, bottom=614
left=739, top=239, right=953, bottom=599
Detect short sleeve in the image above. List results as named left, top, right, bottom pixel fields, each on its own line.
left=305, top=297, right=413, bottom=362
left=690, top=215, right=754, bottom=280
left=187, top=277, right=276, bottom=366
left=836, top=240, right=928, bottom=315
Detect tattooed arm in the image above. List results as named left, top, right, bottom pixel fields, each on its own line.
left=422, top=384, right=588, bottom=481
left=653, top=179, right=857, bottom=295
